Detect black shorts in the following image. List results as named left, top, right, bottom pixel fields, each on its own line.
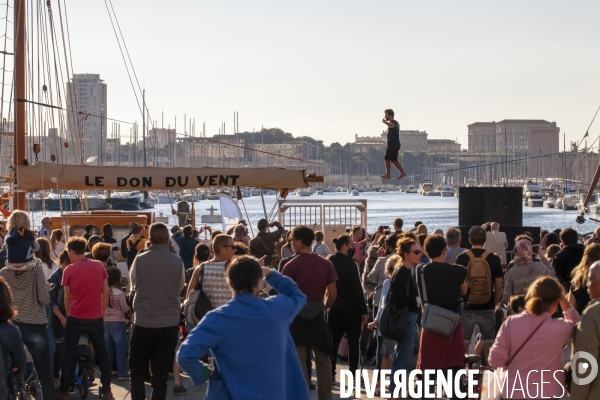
left=384, top=143, right=401, bottom=162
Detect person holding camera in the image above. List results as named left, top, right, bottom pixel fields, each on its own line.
left=250, top=219, right=284, bottom=268
left=231, top=224, right=250, bottom=246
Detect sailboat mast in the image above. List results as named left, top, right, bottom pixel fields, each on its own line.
left=14, top=0, right=26, bottom=209
left=143, top=90, right=146, bottom=167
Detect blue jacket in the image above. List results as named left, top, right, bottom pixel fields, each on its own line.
left=177, top=271, right=308, bottom=400
left=172, top=233, right=198, bottom=269
left=0, top=321, right=26, bottom=397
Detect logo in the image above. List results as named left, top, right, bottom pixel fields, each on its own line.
left=572, top=351, right=599, bottom=386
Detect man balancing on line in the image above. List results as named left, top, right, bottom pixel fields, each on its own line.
left=380, top=108, right=407, bottom=179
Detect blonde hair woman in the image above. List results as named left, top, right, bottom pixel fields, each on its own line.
left=568, top=243, right=600, bottom=313
left=49, top=229, right=66, bottom=263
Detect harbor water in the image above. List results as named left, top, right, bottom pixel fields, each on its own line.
left=24, top=191, right=596, bottom=235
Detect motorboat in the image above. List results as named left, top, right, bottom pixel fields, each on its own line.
left=44, top=190, right=81, bottom=211
left=154, top=192, right=175, bottom=204
left=25, top=192, right=43, bottom=211
left=560, top=195, right=578, bottom=210
left=220, top=189, right=233, bottom=197
left=351, top=189, right=360, bottom=196
left=206, top=191, right=219, bottom=200
left=250, top=188, right=261, bottom=196
left=296, top=190, right=312, bottom=197
left=418, top=180, right=434, bottom=196
left=81, top=191, right=108, bottom=211
left=237, top=188, right=250, bottom=198
left=141, top=192, right=156, bottom=209
left=200, top=205, right=222, bottom=223
left=106, top=191, right=143, bottom=211
left=523, top=180, right=542, bottom=194
left=181, top=190, right=206, bottom=202
left=405, top=185, right=418, bottom=194
left=577, top=193, right=597, bottom=213
left=380, top=189, right=387, bottom=193
left=316, top=190, right=324, bottom=195
left=524, top=192, right=543, bottom=207
left=543, top=194, right=557, bottom=208
left=440, top=186, right=454, bottom=197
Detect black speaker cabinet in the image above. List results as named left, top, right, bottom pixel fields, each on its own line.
left=458, top=187, right=523, bottom=227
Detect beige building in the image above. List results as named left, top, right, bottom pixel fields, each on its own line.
left=427, top=139, right=461, bottom=153
left=467, top=119, right=560, bottom=178
left=401, top=130, right=428, bottom=153
left=352, top=130, right=429, bottom=153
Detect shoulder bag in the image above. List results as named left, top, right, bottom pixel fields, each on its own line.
left=380, top=268, right=410, bottom=342
left=183, top=263, right=214, bottom=326
left=417, top=265, right=460, bottom=338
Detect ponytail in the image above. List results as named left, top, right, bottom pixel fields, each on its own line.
left=333, top=234, right=352, bottom=251
left=524, top=276, right=563, bottom=316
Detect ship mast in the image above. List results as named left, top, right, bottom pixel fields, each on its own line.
left=14, top=0, right=26, bottom=210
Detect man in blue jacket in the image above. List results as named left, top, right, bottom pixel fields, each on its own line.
left=177, top=255, right=308, bottom=400
left=172, top=225, right=199, bottom=270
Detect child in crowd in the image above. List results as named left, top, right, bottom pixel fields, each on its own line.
left=103, top=268, right=130, bottom=379
left=510, top=295, right=526, bottom=314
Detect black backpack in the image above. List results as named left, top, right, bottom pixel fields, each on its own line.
left=126, top=239, right=142, bottom=268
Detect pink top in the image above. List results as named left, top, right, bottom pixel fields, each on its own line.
left=488, top=307, right=579, bottom=399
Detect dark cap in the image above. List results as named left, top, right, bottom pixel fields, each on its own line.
left=84, top=224, right=95, bottom=232
left=257, top=218, right=269, bottom=229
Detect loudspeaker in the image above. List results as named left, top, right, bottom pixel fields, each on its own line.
left=458, top=187, right=523, bottom=227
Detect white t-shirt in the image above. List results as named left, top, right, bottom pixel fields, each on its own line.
left=51, top=242, right=65, bottom=263
left=42, top=261, right=59, bottom=280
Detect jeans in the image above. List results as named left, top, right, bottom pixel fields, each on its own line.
left=328, top=314, right=362, bottom=374
left=14, top=322, right=56, bottom=400
left=104, top=322, right=128, bottom=377
left=129, top=325, right=179, bottom=400
left=45, top=305, right=55, bottom=372
left=59, top=317, right=111, bottom=394
left=389, top=312, right=418, bottom=395
left=296, top=345, right=332, bottom=400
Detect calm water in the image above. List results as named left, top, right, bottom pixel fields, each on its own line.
left=26, top=191, right=596, bottom=235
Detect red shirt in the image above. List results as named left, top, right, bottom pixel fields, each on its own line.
left=281, top=253, right=337, bottom=301
left=62, top=258, right=108, bottom=319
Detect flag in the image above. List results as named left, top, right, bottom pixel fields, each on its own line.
left=584, top=130, right=589, bottom=138
left=219, top=194, right=243, bottom=233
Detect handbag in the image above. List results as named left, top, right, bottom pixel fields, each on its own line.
left=297, top=300, right=324, bottom=320
left=417, top=265, right=460, bottom=338
left=379, top=268, right=410, bottom=342
left=183, top=263, right=214, bottom=326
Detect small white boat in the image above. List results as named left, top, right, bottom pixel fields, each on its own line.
left=250, top=188, right=261, bottom=196
left=200, top=205, right=222, bottom=223
left=316, top=190, right=324, bottom=195
left=296, top=190, right=312, bottom=197
left=440, top=186, right=454, bottom=197
left=560, top=195, right=578, bottom=210
left=238, top=188, right=250, bottom=198
left=380, top=189, right=387, bottom=193
left=155, top=210, right=170, bottom=224
left=207, top=191, right=219, bottom=201
left=405, top=185, right=418, bottom=194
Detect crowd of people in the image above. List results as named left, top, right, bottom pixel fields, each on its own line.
left=0, top=209, right=599, bottom=399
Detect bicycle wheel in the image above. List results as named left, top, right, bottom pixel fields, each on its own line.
left=79, top=367, right=89, bottom=399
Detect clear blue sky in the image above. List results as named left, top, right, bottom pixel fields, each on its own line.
left=67, top=0, right=600, bottom=147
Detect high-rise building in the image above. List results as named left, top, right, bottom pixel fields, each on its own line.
left=66, top=74, right=107, bottom=164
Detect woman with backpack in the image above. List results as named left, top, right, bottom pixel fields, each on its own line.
left=489, top=276, right=579, bottom=399
left=503, top=239, right=554, bottom=303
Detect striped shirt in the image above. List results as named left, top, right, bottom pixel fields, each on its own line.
left=105, top=287, right=129, bottom=322
left=201, top=261, right=231, bottom=309
left=0, top=259, right=49, bottom=325
left=312, top=242, right=332, bottom=257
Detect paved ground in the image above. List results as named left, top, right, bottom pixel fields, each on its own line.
left=66, top=359, right=373, bottom=400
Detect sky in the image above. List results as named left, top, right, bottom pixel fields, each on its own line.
left=63, top=0, right=600, bottom=148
